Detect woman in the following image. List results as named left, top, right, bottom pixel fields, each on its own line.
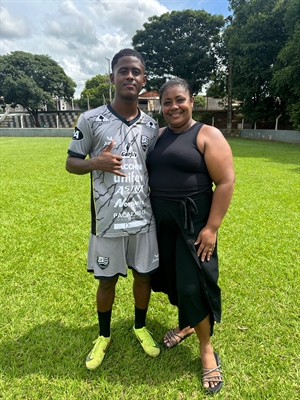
left=147, top=78, right=235, bottom=394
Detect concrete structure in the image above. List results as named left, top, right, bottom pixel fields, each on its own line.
left=0, top=128, right=73, bottom=137
left=0, top=111, right=80, bottom=129
left=239, top=129, right=300, bottom=144
left=1, top=128, right=299, bottom=144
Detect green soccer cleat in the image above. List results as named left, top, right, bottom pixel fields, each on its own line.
left=133, top=326, right=160, bottom=358
left=86, top=335, right=111, bottom=370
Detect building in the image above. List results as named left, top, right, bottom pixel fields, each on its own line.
left=138, top=91, right=160, bottom=114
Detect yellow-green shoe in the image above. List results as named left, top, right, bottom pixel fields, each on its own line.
left=86, top=336, right=111, bottom=370
left=133, top=326, right=160, bottom=358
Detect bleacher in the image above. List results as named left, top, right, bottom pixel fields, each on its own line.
left=0, top=111, right=80, bottom=128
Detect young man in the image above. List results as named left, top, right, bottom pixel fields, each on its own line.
left=66, top=49, right=160, bottom=370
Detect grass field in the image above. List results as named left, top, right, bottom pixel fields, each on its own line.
left=0, top=137, right=299, bottom=399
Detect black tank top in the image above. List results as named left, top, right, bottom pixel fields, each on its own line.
left=147, top=122, right=212, bottom=199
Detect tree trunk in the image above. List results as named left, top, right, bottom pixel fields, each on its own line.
left=27, top=109, right=40, bottom=127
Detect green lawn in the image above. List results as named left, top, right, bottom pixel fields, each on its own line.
left=0, top=137, right=299, bottom=399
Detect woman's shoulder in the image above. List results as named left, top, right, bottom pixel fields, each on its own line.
left=159, top=126, right=168, bottom=136
left=197, top=123, right=228, bottom=152
left=198, top=123, right=224, bottom=138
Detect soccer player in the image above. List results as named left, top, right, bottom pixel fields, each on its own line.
left=66, top=49, right=160, bottom=370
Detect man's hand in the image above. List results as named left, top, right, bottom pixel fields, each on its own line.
left=90, top=140, right=126, bottom=177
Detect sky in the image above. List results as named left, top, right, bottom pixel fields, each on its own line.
left=0, top=0, right=231, bottom=97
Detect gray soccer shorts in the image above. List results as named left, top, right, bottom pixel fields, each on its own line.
left=87, top=230, right=159, bottom=280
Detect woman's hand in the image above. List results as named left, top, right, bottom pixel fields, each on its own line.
left=194, top=226, right=217, bottom=262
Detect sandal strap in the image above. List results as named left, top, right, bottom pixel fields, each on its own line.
left=171, top=329, right=184, bottom=340
left=164, top=329, right=184, bottom=346
left=163, top=328, right=194, bottom=349
left=164, top=330, right=177, bottom=347
left=202, top=365, right=222, bottom=376
left=202, top=364, right=223, bottom=384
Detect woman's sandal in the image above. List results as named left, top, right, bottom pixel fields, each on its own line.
left=162, top=328, right=194, bottom=349
left=202, top=352, right=223, bottom=394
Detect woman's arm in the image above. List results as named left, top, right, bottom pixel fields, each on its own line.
left=195, top=125, right=235, bottom=261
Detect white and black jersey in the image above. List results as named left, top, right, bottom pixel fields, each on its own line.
left=68, top=104, right=159, bottom=237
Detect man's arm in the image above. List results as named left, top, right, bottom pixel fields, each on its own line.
left=66, top=140, right=126, bottom=177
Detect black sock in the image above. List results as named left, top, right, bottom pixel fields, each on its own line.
left=134, top=306, right=147, bottom=329
left=98, top=310, right=112, bottom=337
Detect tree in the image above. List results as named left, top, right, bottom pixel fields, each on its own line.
left=193, top=95, right=206, bottom=108
left=271, top=0, right=300, bottom=129
left=206, top=73, right=227, bottom=98
left=226, top=0, right=289, bottom=125
left=132, top=10, right=225, bottom=94
left=0, top=51, right=76, bottom=127
left=77, top=74, right=113, bottom=110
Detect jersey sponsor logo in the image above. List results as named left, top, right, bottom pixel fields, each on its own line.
left=122, top=163, right=142, bottom=170
left=97, top=256, right=109, bottom=269
left=95, top=114, right=110, bottom=124
left=114, top=199, right=144, bottom=208
left=114, top=220, right=147, bottom=230
left=113, top=210, right=146, bottom=219
left=114, top=172, right=142, bottom=184
left=114, top=185, right=143, bottom=195
left=146, top=121, right=156, bottom=130
left=141, top=135, right=149, bottom=151
left=72, top=127, right=84, bottom=140
left=120, top=143, right=137, bottom=158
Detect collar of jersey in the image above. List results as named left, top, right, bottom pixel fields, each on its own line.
left=107, top=103, right=141, bottom=126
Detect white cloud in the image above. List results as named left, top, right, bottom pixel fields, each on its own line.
left=0, top=6, right=31, bottom=39
left=0, top=0, right=229, bottom=97
left=43, top=1, right=99, bottom=45
left=89, top=0, right=168, bottom=37
left=38, top=0, right=168, bottom=96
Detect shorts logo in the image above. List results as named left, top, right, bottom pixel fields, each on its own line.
left=72, top=127, right=84, bottom=140
left=141, top=135, right=149, bottom=151
left=97, top=256, right=109, bottom=269
left=121, top=143, right=137, bottom=158
left=95, top=114, right=110, bottom=124
left=152, top=253, right=159, bottom=263
left=146, top=121, right=156, bottom=130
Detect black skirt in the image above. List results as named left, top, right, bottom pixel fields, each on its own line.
left=150, top=191, right=221, bottom=332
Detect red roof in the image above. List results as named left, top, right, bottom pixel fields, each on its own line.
left=139, top=91, right=159, bottom=98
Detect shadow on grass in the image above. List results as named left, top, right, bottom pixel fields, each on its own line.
left=1, top=318, right=200, bottom=386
